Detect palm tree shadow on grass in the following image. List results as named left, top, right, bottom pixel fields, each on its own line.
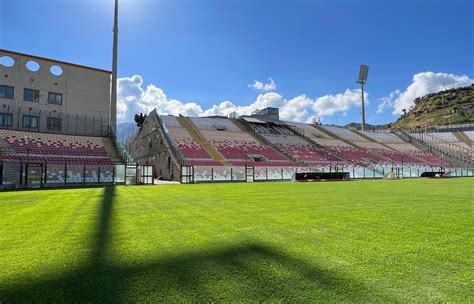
left=0, top=186, right=393, bottom=302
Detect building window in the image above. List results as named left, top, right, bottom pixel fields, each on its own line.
left=47, top=117, right=61, bottom=131
left=0, top=113, right=12, bottom=127
left=22, top=115, right=38, bottom=129
left=24, top=88, right=40, bottom=102
left=48, top=92, right=63, bottom=105
left=0, top=85, right=14, bottom=99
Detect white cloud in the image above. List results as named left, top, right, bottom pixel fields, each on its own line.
left=117, top=75, right=203, bottom=123
left=384, top=72, right=473, bottom=115
left=248, top=77, right=277, bottom=92
left=201, top=92, right=285, bottom=118
left=280, top=95, right=314, bottom=122
left=117, top=75, right=366, bottom=124
left=376, top=89, right=401, bottom=114
left=313, top=89, right=366, bottom=117
left=201, top=90, right=365, bottom=123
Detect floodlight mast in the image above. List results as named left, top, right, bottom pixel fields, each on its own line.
left=110, top=0, right=119, bottom=136
left=357, top=64, right=369, bottom=131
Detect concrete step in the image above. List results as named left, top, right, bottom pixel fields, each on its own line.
left=177, top=116, right=229, bottom=165
left=102, top=138, right=126, bottom=164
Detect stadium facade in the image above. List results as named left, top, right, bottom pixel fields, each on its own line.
left=128, top=107, right=473, bottom=183
left=0, top=49, right=152, bottom=189
left=0, top=49, right=114, bottom=136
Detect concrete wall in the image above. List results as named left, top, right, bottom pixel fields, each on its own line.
left=0, top=49, right=112, bottom=136
left=129, top=110, right=181, bottom=181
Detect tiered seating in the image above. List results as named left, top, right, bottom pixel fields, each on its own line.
left=323, top=126, right=366, bottom=142
left=316, top=126, right=447, bottom=166
left=407, top=132, right=470, bottom=166
left=254, top=124, right=293, bottom=135
left=213, top=140, right=288, bottom=161
left=333, top=147, right=386, bottom=166
left=161, top=116, right=213, bottom=161
left=361, top=132, right=404, bottom=143
left=175, top=138, right=211, bottom=159
left=190, top=117, right=240, bottom=132
left=362, top=131, right=444, bottom=166
left=301, top=126, right=387, bottom=166
left=288, top=122, right=329, bottom=138
left=159, top=115, right=462, bottom=169
left=0, top=129, right=114, bottom=165
left=256, top=127, right=344, bottom=167
left=425, top=132, right=470, bottom=150
left=189, top=117, right=299, bottom=166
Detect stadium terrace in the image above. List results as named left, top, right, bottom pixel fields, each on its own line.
left=127, top=107, right=473, bottom=183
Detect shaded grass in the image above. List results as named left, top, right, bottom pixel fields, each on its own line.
left=0, top=178, right=472, bottom=302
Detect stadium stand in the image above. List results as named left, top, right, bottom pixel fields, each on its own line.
left=128, top=106, right=473, bottom=182
left=309, top=126, right=391, bottom=166
left=156, top=113, right=466, bottom=171
left=251, top=123, right=343, bottom=167
left=161, top=116, right=214, bottom=163
left=189, top=117, right=299, bottom=166
left=425, top=132, right=470, bottom=150
left=161, top=115, right=299, bottom=167
left=407, top=131, right=471, bottom=166
left=359, top=130, right=446, bottom=166
left=0, top=129, right=118, bottom=165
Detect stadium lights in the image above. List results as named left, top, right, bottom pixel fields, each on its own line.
left=356, top=64, right=369, bottom=131
left=110, top=0, right=119, bottom=136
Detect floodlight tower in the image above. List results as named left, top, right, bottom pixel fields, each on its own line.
left=357, top=64, right=369, bottom=131
left=110, top=0, right=119, bottom=136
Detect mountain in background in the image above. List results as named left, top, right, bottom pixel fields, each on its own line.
left=117, top=122, right=137, bottom=142
left=342, top=122, right=390, bottom=131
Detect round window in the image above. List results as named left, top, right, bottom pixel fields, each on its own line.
left=0, top=56, right=15, bottom=67
left=26, top=60, right=40, bottom=72
left=50, top=65, right=63, bottom=76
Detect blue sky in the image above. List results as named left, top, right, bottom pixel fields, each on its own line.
left=1, top=0, right=473, bottom=125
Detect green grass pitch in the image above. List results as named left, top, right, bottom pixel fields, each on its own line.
left=0, top=178, right=472, bottom=302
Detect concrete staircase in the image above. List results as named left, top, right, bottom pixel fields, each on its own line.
left=177, top=116, right=229, bottom=166
left=454, top=131, right=473, bottom=147
left=231, top=118, right=306, bottom=166
left=102, top=137, right=128, bottom=164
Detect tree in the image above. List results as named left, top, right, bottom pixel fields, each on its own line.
left=134, top=113, right=147, bottom=129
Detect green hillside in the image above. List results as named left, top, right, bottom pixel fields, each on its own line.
left=392, top=84, right=474, bottom=128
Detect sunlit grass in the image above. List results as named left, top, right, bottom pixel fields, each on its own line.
left=0, top=178, right=472, bottom=302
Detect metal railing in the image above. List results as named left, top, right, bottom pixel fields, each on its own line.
left=0, top=161, right=155, bottom=189
left=404, top=128, right=472, bottom=166
left=183, top=165, right=474, bottom=183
